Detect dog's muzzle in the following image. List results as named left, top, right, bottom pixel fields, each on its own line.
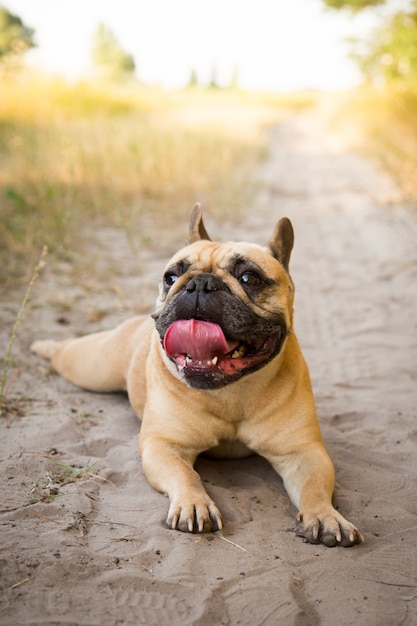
left=163, top=318, right=285, bottom=390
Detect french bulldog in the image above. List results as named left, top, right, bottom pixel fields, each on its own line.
left=32, top=205, right=363, bottom=547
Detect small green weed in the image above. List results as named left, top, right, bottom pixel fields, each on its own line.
left=29, top=459, right=102, bottom=503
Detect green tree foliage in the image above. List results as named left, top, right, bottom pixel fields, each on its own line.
left=322, top=0, right=384, bottom=10
left=0, top=5, right=35, bottom=59
left=359, top=2, right=417, bottom=83
left=92, top=23, right=135, bottom=81
left=324, top=0, right=417, bottom=85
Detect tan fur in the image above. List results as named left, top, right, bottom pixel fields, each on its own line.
left=32, top=206, right=363, bottom=546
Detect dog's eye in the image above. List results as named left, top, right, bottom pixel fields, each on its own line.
left=164, top=273, right=179, bottom=289
left=239, top=271, right=262, bottom=287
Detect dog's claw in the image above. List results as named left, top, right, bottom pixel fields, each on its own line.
left=298, top=508, right=364, bottom=548
left=311, top=522, right=320, bottom=542
left=211, top=510, right=223, bottom=531
left=167, top=499, right=223, bottom=534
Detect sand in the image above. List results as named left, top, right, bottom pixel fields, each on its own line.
left=1, top=113, right=417, bottom=626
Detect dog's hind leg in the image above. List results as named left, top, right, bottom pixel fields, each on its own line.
left=31, top=331, right=128, bottom=392
left=31, top=316, right=151, bottom=393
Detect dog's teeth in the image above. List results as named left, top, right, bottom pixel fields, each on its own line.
left=212, top=356, right=218, bottom=365
left=186, top=355, right=192, bottom=364
left=232, top=346, right=246, bottom=359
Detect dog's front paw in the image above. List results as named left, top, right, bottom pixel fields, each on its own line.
left=167, top=494, right=223, bottom=533
left=296, top=508, right=364, bottom=547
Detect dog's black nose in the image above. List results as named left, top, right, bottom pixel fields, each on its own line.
left=186, top=273, right=225, bottom=294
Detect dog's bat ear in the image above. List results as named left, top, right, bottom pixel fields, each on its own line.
left=267, top=217, right=294, bottom=272
left=188, top=203, right=211, bottom=243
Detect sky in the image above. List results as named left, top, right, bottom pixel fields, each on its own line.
left=4, top=0, right=377, bottom=91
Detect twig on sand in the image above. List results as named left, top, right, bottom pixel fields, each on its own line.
left=215, top=533, right=247, bottom=552
left=138, top=563, right=153, bottom=573
left=30, top=510, right=61, bottom=525
left=9, top=577, right=30, bottom=590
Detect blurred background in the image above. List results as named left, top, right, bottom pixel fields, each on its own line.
left=1, top=0, right=416, bottom=282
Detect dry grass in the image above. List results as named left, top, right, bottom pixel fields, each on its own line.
left=325, top=85, right=417, bottom=203
left=0, top=73, right=315, bottom=282
left=0, top=245, right=47, bottom=416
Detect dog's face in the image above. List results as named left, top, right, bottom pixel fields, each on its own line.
left=152, top=206, right=295, bottom=390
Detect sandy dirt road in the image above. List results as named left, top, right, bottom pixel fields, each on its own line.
left=1, top=113, right=417, bottom=625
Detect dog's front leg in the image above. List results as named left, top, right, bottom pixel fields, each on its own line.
left=269, top=443, right=364, bottom=547
left=139, top=434, right=223, bottom=533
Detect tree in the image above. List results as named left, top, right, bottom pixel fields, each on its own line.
left=358, top=2, right=417, bottom=83
left=322, top=0, right=384, bottom=9
left=188, top=68, right=199, bottom=88
left=92, top=23, right=135, bottom=81
left=323, top=0, right=417, bottom=84
left=0, top=6, right=35, bottom=61
left=208, top=64, right=219, bottom=89
left=229, top=65, right=240, bottom=89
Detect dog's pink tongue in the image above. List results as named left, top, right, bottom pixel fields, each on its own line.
left=164, top=319, right=238, bottom=361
